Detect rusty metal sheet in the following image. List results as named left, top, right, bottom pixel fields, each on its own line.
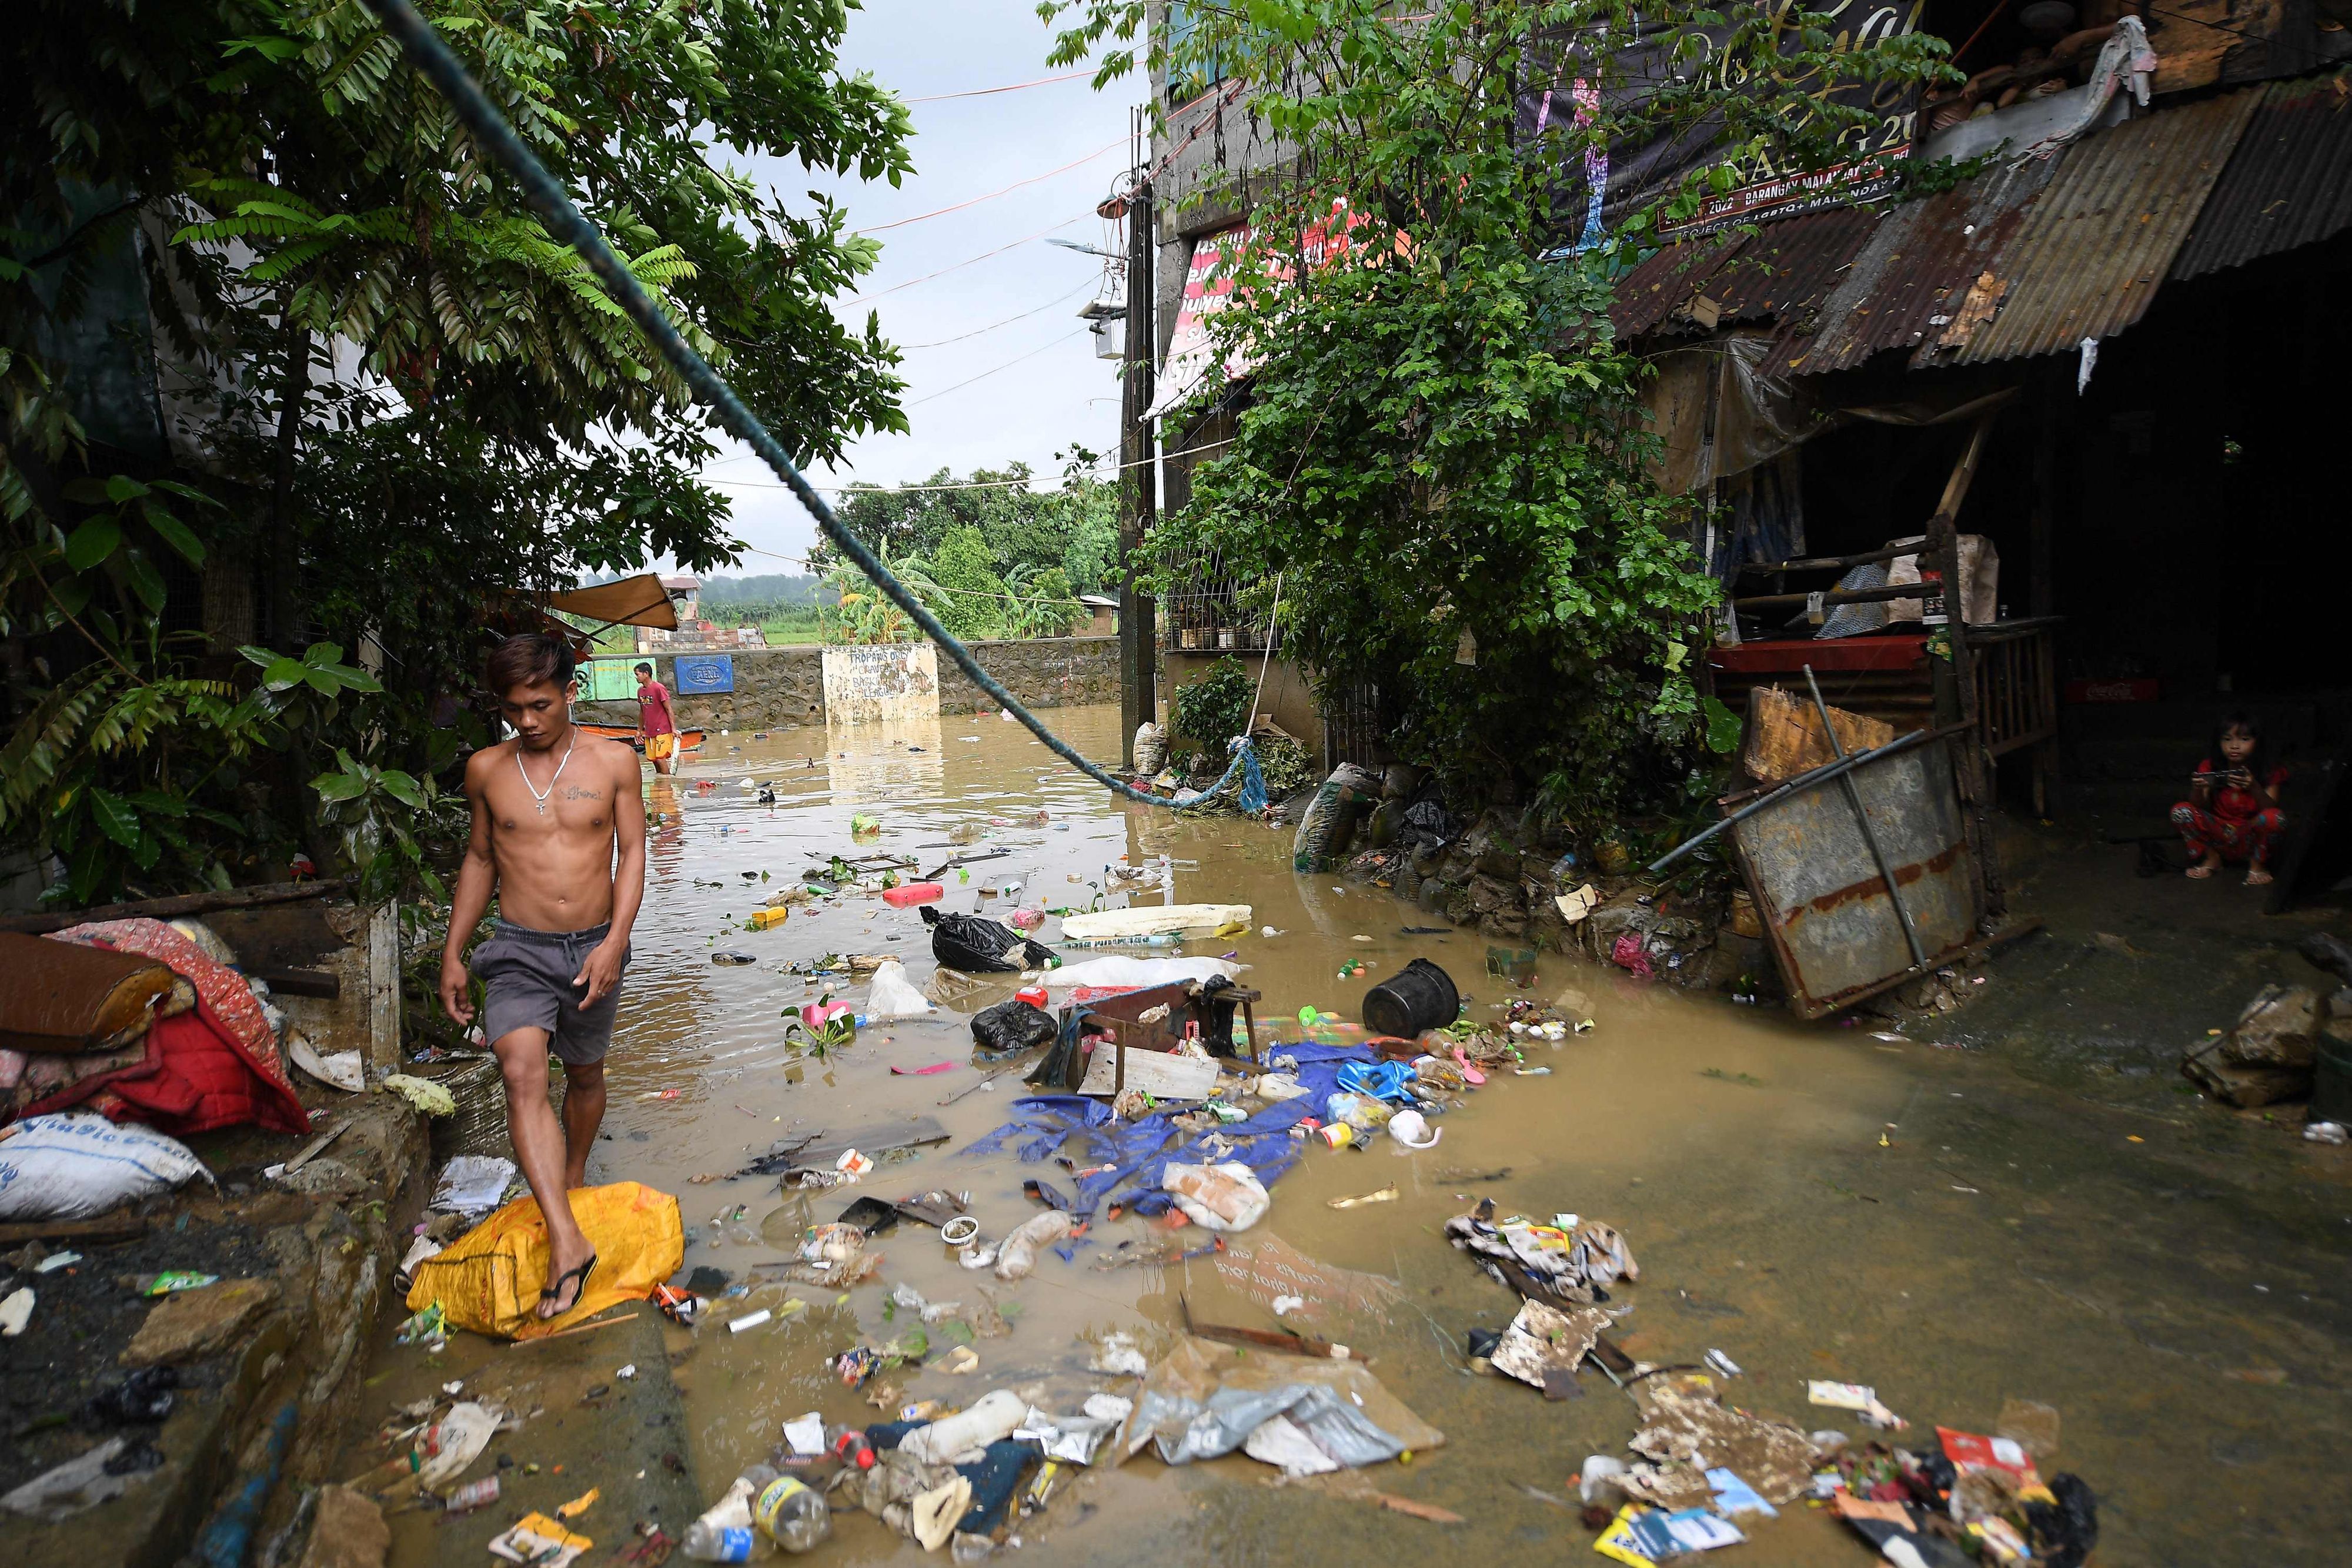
left=1612, top=205, right=1880, bottom=344
left=1774, top=159, right=2056, bottom=377
left=1730, top=737, right=1980, bottom=1019
left=1945, top=86, right=2263, bottom=365
left=2173, top=71, right=2352, bottom=280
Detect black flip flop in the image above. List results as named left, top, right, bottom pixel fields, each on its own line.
left=539, top=1253, right=599, bottom=1318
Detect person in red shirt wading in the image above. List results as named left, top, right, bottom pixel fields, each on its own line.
left=634, top=660, right=676, bottom=775
left=2173, top=713, right=2287, bottom=886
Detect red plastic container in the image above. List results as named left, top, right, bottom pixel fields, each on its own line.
left=881, top=881, right=944, bottom=907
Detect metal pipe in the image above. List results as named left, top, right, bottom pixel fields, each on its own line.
left=1805, top=666, right=1929, bottom=969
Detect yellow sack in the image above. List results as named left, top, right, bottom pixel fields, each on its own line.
left=405, top=1181, right=683, bottom=1340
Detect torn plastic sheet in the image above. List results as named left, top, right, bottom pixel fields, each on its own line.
left=1115, top=1336, right=1442, bottom=1473
left=965, top=1042, right=1376, bottom=1219
left=1139, top=1382, right=1406, bottom=1469
left=1013, top=1409, right=1117, bottom=1466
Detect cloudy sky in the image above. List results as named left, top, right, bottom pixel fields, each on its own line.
left=693, top=0, right=1140, bottom=577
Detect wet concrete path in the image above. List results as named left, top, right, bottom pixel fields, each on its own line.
left=375, top=704, right=2352, bottom=1566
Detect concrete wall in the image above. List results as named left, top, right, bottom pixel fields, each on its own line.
left=576, top=637, right=1119, bottom=733
left=1162, top=648, right=1326, bottom=757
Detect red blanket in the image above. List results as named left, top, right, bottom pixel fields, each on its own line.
left=30, top=918, right=309, bottom=1136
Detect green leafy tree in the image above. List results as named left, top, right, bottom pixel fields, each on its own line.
left=2, top=0, right=913, bottom=901
left=826, top=455, right=1121, bottom=594
left=928, top=526, right=1011, bottom=642
left=1041, top=0, right=1950, bottom=810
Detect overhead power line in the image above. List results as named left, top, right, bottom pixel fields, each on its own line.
left=854, top=136, right=1126, bottom=235
left=900, top=279, right=1098, bottom=348
left=907, top=327, right=1090, bottom=406
left=701, top=437, right=1237, bottom=494
left=904, top=68, right=1097, bottom=103
left=845, top=215, right=1091, bottom=304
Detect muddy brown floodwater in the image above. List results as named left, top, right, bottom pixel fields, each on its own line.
left=407, top=703, right=2352, bottom=1567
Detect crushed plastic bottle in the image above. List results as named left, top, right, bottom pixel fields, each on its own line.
left=682, top=1465, right=778, bottom=1561
left=753, top=1470, right=831, bottom=1552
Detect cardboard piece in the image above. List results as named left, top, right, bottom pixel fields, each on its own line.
left=1076, top=1045, right=1222, bottom=1101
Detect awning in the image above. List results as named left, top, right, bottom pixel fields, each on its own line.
left=537, top=573, right=679, bottom=631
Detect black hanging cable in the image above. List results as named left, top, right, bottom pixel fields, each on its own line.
left=360, top=0, right=1181, bottom=808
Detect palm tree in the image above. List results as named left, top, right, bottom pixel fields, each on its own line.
left=824, top=546, right=951, bottom=644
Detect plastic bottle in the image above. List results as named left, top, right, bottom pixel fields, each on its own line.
left=752, top=1471, right=831, bottom=1553
left=828, top=1425, right=878, bottom=1472
left=683, top=1465, right=778, bottom=1562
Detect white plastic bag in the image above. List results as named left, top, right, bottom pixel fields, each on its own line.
left=0, top=1114, right=211, bottom=1222
left=864, top=959, right=934, bottom=1021
left=1160, top=1162, right=1269, bottom=1232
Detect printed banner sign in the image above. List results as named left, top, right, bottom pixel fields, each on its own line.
left=674, top=653, right=734, bottom=694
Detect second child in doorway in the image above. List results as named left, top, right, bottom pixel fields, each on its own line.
left=2172, top=713, right=2287, bottom=886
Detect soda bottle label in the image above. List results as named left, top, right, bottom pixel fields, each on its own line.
left=754, top=1475, right=814, bottom=1542
left=717, top=1525, right=755, bottom=1561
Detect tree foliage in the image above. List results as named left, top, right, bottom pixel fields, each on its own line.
left=2, top=0, right=911, bottom=901
left=827, top=457, right=1121, bottom=595
left=1041, top=0, right=1953, bottom=812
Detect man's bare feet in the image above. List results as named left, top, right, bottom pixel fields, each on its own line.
left=2247, top=867, right=2274, bottom=887
left=539, top=1239, right=598, bottom=1319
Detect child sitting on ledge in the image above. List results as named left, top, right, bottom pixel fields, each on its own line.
left=2172, top=713, right=2287, bottom=886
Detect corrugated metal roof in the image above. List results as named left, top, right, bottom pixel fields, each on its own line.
left=1610, top=205, right=1879, bottom=342
left=1945, top=85, right=2264, bottom=366
left=1772, top=159, right=2055, bottom=377
left=2173, top=71, right=2352, bottom=279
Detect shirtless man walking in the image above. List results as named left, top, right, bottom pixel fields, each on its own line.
left=439, top=634, right=647, bottom=1318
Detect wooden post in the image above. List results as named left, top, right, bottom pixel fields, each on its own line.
left=1928, top=412, right=2004, bottom=919
left=1117, top=125, right=1158, bottom=769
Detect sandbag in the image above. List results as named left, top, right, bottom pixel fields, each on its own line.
left=1132, top=722, right=1169, bottom=778
left=1291, top=765, right=1383, bottom=872
left=0, top=1112, right=211, bottom=1221
left=404, top=1181, right=684, bottom=1340
left=920, top=906, right=1056, bottom=974
left=973, top=999, right=1056, bottom=1057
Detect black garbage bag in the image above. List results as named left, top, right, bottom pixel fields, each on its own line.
left=921, top=905, right=1057, bottom=973
left=88, top=1367, right=178, bottom=1425
left=973, top=998, right=1057, bottom=1057
left=2025, top=1474, right=2099, bottom=1568
left=1198, top=974, right=1242, bottom=1057
left=1025, top=1008, right=1088, bottom=1089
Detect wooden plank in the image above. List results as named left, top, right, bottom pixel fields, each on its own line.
left=1078, top=1045, right=1221, bottom=1100
left=0, top=878, right=349, bottom=935
left=1744, top=685, right=1896, bottom=786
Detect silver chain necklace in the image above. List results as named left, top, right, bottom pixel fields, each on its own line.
left=517, top=731, right=577, bottom=816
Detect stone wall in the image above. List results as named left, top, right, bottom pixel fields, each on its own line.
left=576, top=636, right=1118, bottom=733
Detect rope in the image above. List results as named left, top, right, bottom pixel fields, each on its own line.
left=360, top=0, right=1179, bottom=810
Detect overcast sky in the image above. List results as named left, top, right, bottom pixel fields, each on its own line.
left=691, top=0, right=1140, bottom=578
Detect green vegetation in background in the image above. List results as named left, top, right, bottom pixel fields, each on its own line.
left=1042, top=0, right=1953, bottom=818
left=2, top=0, right=911, bottom=904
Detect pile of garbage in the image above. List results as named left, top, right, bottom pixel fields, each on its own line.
left=1563, top=1365, right=2097, bottom=1566
left=2181, top=935, right=2352, bottom=1139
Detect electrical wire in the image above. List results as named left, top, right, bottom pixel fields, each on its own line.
left=906, top=328, right=1091, bottom=407
left=361, top=0, right=1178, bottom=808
left=904, top=68, right=1095, bottom=103
left=845, top=215, right=1092, bottom=305
left=853, top=136, right=1125, bottom=234
left=898, top=278, right=1098, bottom=348
left=700, top=437, right=1237, bottom=492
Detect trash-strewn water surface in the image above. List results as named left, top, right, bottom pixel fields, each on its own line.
left=422, top=704, right=2352, bottom=1566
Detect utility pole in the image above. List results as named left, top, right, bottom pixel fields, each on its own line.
left=1117, top=104, right=1158, bottom=770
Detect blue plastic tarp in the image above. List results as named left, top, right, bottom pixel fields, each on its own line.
left=963, top=1041, right=1375, bottom=1218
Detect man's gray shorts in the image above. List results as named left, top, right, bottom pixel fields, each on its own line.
left=473, top=920, right=630, bottom=1066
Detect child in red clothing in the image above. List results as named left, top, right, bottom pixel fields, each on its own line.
left=2171, top=713, right=2286, bottom=885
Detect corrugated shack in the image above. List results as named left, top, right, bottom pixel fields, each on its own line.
left=1613, top=0, right=2352, bottom=915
